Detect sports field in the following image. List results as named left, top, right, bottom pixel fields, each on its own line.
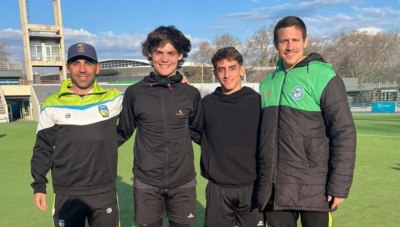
left=0, top=113, right=399, bottom=227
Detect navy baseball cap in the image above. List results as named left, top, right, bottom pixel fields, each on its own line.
left=67, top=42, right=98, bottom=62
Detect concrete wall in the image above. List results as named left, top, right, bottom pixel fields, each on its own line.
left=1, top=85, right=31, bottom=96
left=29, top=86, right=41, bottom=122
left=0, top=86, right=8, bottom=123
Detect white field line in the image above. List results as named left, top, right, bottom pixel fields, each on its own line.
left=357, top=133, right=400, bottom=138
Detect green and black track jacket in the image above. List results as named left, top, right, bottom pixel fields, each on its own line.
left=257, top=53, right=356, bottom=212
left=31, top=79, right=123, bottom=195
left=117, top=72, right=202, bottom=189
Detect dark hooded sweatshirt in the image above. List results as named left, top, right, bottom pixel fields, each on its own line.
left=200, top=86, right=261, bottom=188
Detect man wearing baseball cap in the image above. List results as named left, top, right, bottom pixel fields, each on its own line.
left=31, top=42, right=123, bottom=227
left=67, top=42, right=98, bottom=63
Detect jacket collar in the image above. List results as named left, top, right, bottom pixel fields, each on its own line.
left=58, top=78, right=106, bottom=97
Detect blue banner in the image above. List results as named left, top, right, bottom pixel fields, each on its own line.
left=372, top=101, right=397, bottom=113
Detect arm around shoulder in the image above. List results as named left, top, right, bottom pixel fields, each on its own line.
left=116, top=87, right=137, bottom=146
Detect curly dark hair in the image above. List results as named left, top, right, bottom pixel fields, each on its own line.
left=141, top=25, right=191, bottom=67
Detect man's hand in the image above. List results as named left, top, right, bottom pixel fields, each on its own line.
left=327, top=195, right=345, bottom=209
left=34, top=193, right=48, bottom=211
left=181, top=75, right=190, bottom=84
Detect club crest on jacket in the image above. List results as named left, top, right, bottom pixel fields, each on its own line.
left=98, top=105, right=109, bottom=117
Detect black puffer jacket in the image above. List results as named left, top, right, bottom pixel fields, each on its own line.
left=257, top=54, right=357, bottom=212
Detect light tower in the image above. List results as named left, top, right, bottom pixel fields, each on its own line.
left=18, top=0, right=67, bottom=83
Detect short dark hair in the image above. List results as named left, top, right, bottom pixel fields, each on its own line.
left=274, top=16, right=307, bottom=45
left=141, top=25, right=191, bottom=67
left=211, top=47, right=243, bottom=69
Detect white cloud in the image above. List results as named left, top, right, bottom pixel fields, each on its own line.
left=0, top=27, right=203, bottom=62
left=0, top=29, right=24, bottom=61
left=356, top=27, right=382, bottom=35
left=0, top=28, right=21, bottom=38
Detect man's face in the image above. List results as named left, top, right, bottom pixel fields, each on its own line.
left=150, top=42, right=183, bottom=77
left=214, top=59, right=245, bottom=95
left=67, top=59, right=100, bottom=94
left=275, top=26, right=308, bottom=71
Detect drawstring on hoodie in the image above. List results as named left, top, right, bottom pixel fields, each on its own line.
left=147, top=82, right=173, bottom=92
left=145, top=72, right=183, bottom=92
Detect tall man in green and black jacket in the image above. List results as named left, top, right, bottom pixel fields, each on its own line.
left=257, top=16, right=356, bottom=227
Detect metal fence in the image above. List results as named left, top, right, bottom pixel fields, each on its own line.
left=0, top=61, right=22, bottom=70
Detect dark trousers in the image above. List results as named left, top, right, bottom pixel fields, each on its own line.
left=264, top=210, right=330, bottom=227
left=53, top=190, right=119, bottom=227
left=205, top=182, right=264, bottom=227
left=134, top=186, right=196, bottom=227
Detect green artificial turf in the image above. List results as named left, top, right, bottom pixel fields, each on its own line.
left=0, top=113, right=399, bottom=226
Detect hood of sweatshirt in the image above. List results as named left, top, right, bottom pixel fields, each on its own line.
left=143, top=71, right=183, bottom=91
left=212, top=86, right=255, bottom=103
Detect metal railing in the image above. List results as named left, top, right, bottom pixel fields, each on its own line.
left=31, top=53, right=62, bottom=62
left=0, top=61, right=23, bottom=70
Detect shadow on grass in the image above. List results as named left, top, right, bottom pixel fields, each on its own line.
left=0, top=134, right=6, bottom=138
left=390, top=164, right=400, bottom=171
left=116, top=176, right=206, bottom=227
left=116, top=176, right=136, bottom=227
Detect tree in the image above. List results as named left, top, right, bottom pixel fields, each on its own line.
left=244, top=25, right=275, bottom=67
left=0, top=41, right=10, bottom=69
left=191, top=33, right=242, bottom=82
left=329, top=30, right=400, bottom=83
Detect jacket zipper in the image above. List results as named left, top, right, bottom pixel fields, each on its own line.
left=161, top=88, right=169, bottom=189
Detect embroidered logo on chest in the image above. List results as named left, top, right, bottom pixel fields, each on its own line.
left=291, top=86, right=304, bottom=100
left=261, top=90, right=271, bottom=99
left=98, top=105, right=109, bottom=117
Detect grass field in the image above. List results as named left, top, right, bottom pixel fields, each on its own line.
left=0, top=113, right=399, bottom=227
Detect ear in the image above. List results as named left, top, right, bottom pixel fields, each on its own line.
left=95, top=63, right=101, bottom=75
left=178, top=53, right=183, bottom=60
left=240, top=65, right=246, bottom=77
left=304, top=36, right=308, bottom=48
left=66, top=63, right=70, bottom=74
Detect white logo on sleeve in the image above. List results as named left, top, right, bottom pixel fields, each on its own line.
left=187, top=213, right=194, bottom=218
left=106, top=207, right=112, bottom=213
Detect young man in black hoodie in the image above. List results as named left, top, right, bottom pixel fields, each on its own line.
left=116, top=26, right=201, bottom=227
left=199, top=47, right=264, bottom=227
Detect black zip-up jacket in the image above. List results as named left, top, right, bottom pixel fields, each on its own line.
left=200, top=87, right=261, bottom=187
left=31, top=79, right=123, bottom=195
left=117, top=72, right=202, bottom=189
